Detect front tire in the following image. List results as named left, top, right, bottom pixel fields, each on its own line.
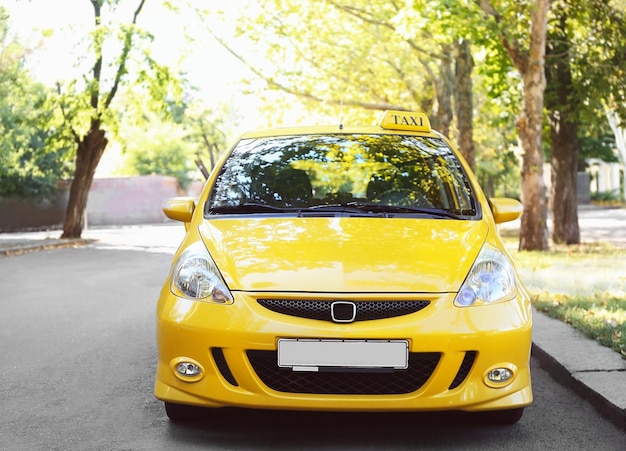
left=479, top=408, right=525, bottom=425
left=164, top=402, right=208, bottom=423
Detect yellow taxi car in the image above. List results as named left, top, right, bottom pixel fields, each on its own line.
left=154, top=110, right=532, bottom=424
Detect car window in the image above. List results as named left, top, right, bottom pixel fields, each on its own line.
left=207, top=134, right=477, bottom=217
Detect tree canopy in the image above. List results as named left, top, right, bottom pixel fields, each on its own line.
left=0, top=7, right=74, bottom=198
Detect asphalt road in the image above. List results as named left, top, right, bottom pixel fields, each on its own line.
left=577, top=205, right=626, bottom=246
left=499, top=204, right=626, bottom=248
left=0, top=224, right=625, bottom=450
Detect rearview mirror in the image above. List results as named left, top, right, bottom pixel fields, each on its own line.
left=162, top=197, right=195, bottom=223
left=488, top=198, right=523, bottom=224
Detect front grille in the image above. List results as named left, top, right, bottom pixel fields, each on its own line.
left=257, top=299, right=430, bottom=322
left=247, top=350, right=440, bottom=394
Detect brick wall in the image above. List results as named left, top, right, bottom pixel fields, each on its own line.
left=0, top=175, right=181, bottom=232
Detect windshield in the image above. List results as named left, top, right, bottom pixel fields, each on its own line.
left=206, top=134, right=478, bottom=218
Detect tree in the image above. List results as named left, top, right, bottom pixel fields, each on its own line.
left=544, top=3, right=580, bottom=245
left=586, top=1, right=626, bottom=203
left=183, top=102, right=231, bottom=176
left=477, top=0, right=552, bottom=251
left=107, top=68, right=234, bottom=185
left=454, top=39, right=476, bottom=171
left=200, top=1, right=422, bottom=117
left=472, top=35, right=524, bottom=200
left=0, top=7, right=74, bottom=199
left=0, top=77, right=74, bottom=198
left=545, top=0, right=626, bottom=244
left=58, top=0, right=178, bottom=238
left=117, top=117, right=196, bottom=189
left=198, top=0, right=482, bottom=167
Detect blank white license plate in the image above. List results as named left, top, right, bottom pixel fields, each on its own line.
left=277, top=339, right=408, bottom=371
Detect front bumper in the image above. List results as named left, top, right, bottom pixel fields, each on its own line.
left=154, top=288, right=532, bottom=412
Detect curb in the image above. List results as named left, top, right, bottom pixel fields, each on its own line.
left=531, top=309, right=626, bottom=431
left=0, top=239, right=94, bottom=257
left=532, top=343, right=626, bottom=431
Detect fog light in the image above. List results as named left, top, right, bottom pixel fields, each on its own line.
left=170, top=357, right=204, bottom=382
left=177, top=362, right=201, bottom=377
left=487, top=368, right=512, bottom=383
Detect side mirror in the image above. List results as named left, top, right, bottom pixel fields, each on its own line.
left=163, top=197, right=195, bottom=223
left=489, top=198, right=523, bottom=224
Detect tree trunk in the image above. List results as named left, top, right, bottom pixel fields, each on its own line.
left=454, top=39, right=475, bottom=171
left=518, top=106, right=549, bottom=251
left=546, top=11, right=580, bottom=244
left=61, top=124, right=108, bottom=239
left=517, top=0, right=551, bottom=251
left=549, top=122, right=580, bottom=244
left=477, top=0, right=551, bottom=251
left=434, top=53, right=454, bottom=137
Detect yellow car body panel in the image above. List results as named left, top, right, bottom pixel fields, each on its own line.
left=198, top=218, right=487, bottom=293
left=154, top=111, right=532, bottom=416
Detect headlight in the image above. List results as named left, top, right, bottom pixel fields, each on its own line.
left=170, top=241, right=234, bottom=303
left=454, top=243, right=517, bottom=307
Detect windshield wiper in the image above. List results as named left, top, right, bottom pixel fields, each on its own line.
left=343, top=201, right=466, bottom=219
left=210, top=202, right=470, bottom=219
left=208, top=203, right=292, bottom=214
left=299, top=203, right=388, bottom=217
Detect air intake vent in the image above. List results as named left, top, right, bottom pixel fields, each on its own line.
left=247, top=350, right=440, bottom=394
left=448, top=351, right=477, bottom=390
left=211, top=347, right=238, bottom=387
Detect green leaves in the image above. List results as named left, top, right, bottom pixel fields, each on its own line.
left=0, top=10, right=74, bottom=199
left=118, top=119, right=196, bottom=189
left=0, top=79, right=74, bottom=198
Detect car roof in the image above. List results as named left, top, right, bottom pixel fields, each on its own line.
left=238, top=111, right=442, bottom=140
left=239, top=125, right=441, bottom=139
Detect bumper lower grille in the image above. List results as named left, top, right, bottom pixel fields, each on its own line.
left=448, top=351, right=477, bottom=390
left=247, top=350, right=440, bottom=394
left=211, top=347, right=238, bottom=387
left=257, top=299, right=430, bottom=322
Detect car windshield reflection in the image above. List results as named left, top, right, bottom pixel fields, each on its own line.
left=206, top=134, right=478, bottom=219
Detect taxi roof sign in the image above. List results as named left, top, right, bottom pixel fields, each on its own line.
left=379, top=110, right=431, bottom=133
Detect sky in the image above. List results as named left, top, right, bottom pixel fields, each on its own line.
left=1, top=0, right=333, bottom=130
left=0, top=0, right=254, bottom=105
left=0, top=0, right=270, bottom=175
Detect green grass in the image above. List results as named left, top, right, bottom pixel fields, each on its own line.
left=532, top=295, right=626, bottom=357
left=505, top=238, right=626, bottom=358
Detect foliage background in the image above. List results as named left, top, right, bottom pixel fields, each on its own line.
left=0, top=0, right=624, bottom=206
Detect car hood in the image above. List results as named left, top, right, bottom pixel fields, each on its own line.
left=198, top=217, right=488, bottom=293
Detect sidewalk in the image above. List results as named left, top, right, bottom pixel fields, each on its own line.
left=0, top=217, right=625, bottom=430
left=0, top=229, right=92, bottom=256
